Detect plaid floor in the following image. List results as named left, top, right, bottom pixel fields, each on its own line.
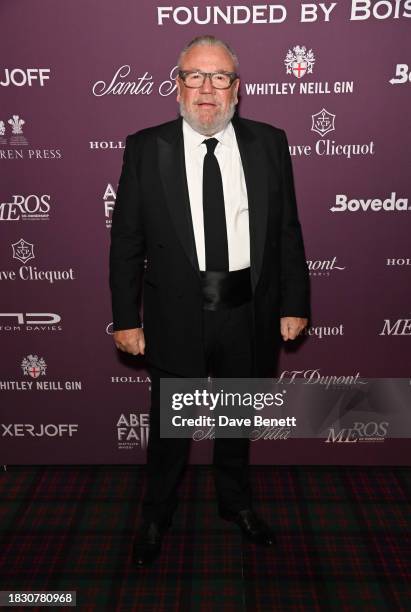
left=0, top=465, right=410, bottom=611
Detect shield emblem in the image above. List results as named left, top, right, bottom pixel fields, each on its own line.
left=311, top=109, right=336, bottom=137
left=21, top=354, right=47, bottom=379
left=12, top=239, right=35, bottom=264
left=28, top=364, right=41, bottom=379
left=292, top=60, right=307, bottom=79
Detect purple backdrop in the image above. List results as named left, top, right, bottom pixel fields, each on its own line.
left=1, top=0, right=410, bottom=464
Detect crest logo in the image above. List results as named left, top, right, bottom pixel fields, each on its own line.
left=0, top=115, right=62, bottom=159
left=6, top=115, right=28, bottom=146
left=311, top=108, right=336, bottom=137
left=8, top=115, right=25, bottom=135
left=0, top=120, right=6, bottom=145
left=12, top=239, right=35, bottom=264
left=284, top=45, right=315, bottom=79
left=21, top=354, right=47, bottom=379
left=0, top=115, right=28, bottom=145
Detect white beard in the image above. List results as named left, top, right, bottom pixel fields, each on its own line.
left=179, top=99, right=236, bottom=136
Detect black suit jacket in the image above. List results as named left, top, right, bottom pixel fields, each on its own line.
left=110, top=115, right=310, bottom=376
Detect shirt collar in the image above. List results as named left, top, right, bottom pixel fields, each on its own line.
left=182, top=119, right=235, bottom=150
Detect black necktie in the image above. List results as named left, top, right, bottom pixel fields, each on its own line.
left=202, top=138, right=229, bottom=271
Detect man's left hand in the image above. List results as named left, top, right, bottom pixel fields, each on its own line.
left=280, top=317, right=308, bottom=341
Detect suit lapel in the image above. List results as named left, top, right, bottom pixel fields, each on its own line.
left=157, top=118, right=201, bottom=278
left=232, top=116, right=268, bottom=292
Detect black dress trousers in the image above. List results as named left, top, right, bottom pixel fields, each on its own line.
left=142, top=299, right=255, bottom=524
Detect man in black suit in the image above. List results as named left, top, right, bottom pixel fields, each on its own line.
left=110, top=35, right=309, bottom=566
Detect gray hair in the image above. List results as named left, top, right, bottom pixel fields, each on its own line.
left=178, top=35, right=239, bottom=72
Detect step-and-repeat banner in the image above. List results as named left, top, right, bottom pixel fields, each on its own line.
left=1, top=1, right=410, bottom=464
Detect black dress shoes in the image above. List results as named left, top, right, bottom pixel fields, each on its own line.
left=221, top=509, right=275, bottom=546
left=132, top=520, right=169, bottom=567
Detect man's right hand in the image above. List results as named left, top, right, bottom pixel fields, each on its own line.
left=113, top=328, right=145, bottom=356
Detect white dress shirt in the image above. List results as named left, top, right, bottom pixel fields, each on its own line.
left=182, top=119, right=250, bottom=271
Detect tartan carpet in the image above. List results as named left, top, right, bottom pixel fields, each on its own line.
left=0, top=465, right=410, bottom=611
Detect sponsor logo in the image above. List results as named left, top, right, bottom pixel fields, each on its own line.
left=0, top=68, right=51, bottom=87
left=0, top=354, right=82, bottom=391
left=379, top=318, right=411, bottom=335
left=1, top=423, right=78, bottom=437
left=0, top=115, right=27, bottom=145
left=390, top=63, right=411, bottom=84
left=303, top=324, right=344, bottom=339
left=90, top=140, right=125, bottom=150
left=289, top=110, right=374, bottom=159
left=92, top=65, right=154, bottom=96
left=91, top=65, right=178, bottom=99
left=103, top=183, right=116, bottom=228
left=307, top=256, right=346, bottom=277
left=12, top=238, right=34, bottom=263
left=111, top=376, right=151, bottom=384
left=0, top=240, right=76, bottom=283
left=245, top=81, right=353, bottom=96
left=351, top=1, right=411, bottom=21
left=0, top=115, right=62, bottom=160
left=284, top=45, right=315, bottom=78
left=277, top=369, right=366, bottom=388
left=311, top=108, right=335, bottom=137
left=0, top=313, right=62, bottom=332
left=249, top=425, right=292, bottom=441
left=22, top=354, right=47, bottom=379
left=386, top=258, right=411, bottom=266
left=245, top=46, right=354, bottom=97
left=325, top=421, right=389, bottom=443
left=0, top=194, right=51, bottom=221
left=331, top=193, right=409, bottom=212
left=116, top=413, right=149, bottom=450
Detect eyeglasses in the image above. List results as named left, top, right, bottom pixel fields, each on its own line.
left=178, top=70, right=238, bottom=89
